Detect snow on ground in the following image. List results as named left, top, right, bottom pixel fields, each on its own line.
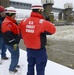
left=0, top=49, right=74, bottom=75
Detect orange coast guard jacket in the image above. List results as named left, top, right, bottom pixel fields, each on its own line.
left=2, top=16, right=20, bottom=45
left=19, top=12, right=56, bottom=49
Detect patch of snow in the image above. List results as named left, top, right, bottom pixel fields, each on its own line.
left=0, top=49, right=74, bottom=75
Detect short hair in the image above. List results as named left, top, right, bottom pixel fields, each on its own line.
left=6, top=13, right=16, bottom=17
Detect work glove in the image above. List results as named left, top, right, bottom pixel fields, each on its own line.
left=13, top=44, right=18, bottom=50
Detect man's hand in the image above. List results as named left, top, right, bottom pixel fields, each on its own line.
left=13, top=44, right=18, bottom=50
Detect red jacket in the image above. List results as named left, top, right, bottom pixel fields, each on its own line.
left=19, top=12, right=56, bottom=49
left=2, top=16, right=20, bottom=45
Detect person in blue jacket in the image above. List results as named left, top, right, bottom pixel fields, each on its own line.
left=0, top=6, right=8, bottom=60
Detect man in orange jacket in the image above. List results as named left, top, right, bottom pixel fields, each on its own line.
left=19, top=4, right=56, bottom=75
left=2, top=8, right=20, bottom=73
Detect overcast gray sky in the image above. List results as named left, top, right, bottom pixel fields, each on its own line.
left=26, top=0, right=74, bottom=9
left=13, top=0, right=74, bottom=9
left=53, top=0, right=74, bottom=8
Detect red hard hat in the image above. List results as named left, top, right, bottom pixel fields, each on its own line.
left=0, top=6, right=5, bottom=12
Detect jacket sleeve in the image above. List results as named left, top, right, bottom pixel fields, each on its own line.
left=44, top=21, right=56, bottom=35
left=18, top=20, right=24, bottom=39
left=0, top=20, right=2, bottom=32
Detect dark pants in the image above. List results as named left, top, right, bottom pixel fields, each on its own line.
left=6, top=44, right=19, bottom=71
left=0, top=35, right=7, bottom=58
left=27, top=47, right=47, bottom=75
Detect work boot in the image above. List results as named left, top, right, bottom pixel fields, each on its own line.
left=9, top=69, right=18, bottom=73
left=16, top=65, right=20, bottom=68
left=2, top=57, right=8, bottom=60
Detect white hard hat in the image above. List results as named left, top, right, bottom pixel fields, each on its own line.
left=5, top=7, right=16, bottom=13
left=31, top=3, right=44, bottom=10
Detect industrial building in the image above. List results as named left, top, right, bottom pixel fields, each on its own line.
left=0, top=0, right=31, bottom=9
left=0, top=0, right=74, bottom=24
left=0, top=0, right=10, bottom=7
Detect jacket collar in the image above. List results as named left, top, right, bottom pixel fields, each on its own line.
left=6, top=16, right=16, bottom=23
left=30, top=12, right=44, bottom=19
